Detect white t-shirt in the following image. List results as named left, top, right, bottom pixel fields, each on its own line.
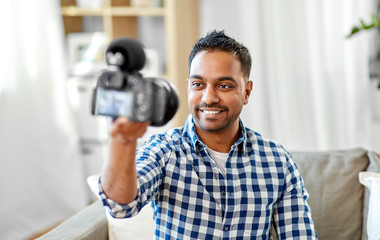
left=207, top=148, right=229, bottom=176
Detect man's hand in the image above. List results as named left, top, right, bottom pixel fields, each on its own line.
left=111, top=117, right=150, bottom=144
left=101, top=117, right=150, bottom=204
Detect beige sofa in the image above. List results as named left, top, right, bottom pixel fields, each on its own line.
left=38, top=148, right=380, bottom=240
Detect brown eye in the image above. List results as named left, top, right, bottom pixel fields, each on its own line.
left=218, top=84, right=233, bottom=90
left=191, top=82, right=203, bottom=88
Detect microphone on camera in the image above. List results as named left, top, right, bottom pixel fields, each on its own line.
left=105, top=38, right=146, bottom=72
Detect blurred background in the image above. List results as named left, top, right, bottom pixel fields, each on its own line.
left=0, top=0, right=379, bottom=238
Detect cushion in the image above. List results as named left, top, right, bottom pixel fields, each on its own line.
left=362, top=151, right=380, bottom=240
left=87, top=175, right=155, bottom=240
left=366, top=151, right=380, bottom=173
left=359, top=171, right=380, bottom=240
left=290, top=148, right=369, bottom=240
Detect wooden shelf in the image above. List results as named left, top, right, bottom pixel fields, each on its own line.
left=60, top=0, right=199, bottom=126
left=61, top=6, right=166, bottom=17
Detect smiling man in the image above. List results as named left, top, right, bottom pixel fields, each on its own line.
left=99, top=30, right=317, bottom=239
left=187, top=48, right=252, bottom=153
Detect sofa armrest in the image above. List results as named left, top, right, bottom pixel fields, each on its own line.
left=37, top=200, right=108, bottom=240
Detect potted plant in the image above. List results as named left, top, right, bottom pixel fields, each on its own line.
left=347, top=3, right=380, bottom=120
left=347, top=3, right=380, bottom=88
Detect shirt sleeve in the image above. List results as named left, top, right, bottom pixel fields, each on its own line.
left=98, top=135, right=172, bottom=218
left=272, top=152, right=318, bottom=239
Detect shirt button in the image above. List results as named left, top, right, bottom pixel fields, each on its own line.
left=224, top=226, right=229, bottom=232
left=221, top=190, right=226, bottom=195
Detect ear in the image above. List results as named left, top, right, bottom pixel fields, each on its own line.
left=244, top=80, right=253, bottom=105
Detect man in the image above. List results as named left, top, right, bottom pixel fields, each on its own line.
left=99, top=30, right=317, bottom=239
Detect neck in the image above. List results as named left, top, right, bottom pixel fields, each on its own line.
left=195, top=121, right=240, bottom=153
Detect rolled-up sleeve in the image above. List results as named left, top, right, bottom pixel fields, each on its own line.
left=98, top=136, right=172, bottom=218
left=272, top=154, right=318, bottom=239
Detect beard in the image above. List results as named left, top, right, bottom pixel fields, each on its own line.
left=192, top=102, right=241, bottom=133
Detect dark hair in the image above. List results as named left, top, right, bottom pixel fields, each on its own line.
left=188, top=30, right=252, bottom=79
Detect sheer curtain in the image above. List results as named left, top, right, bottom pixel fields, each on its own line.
left=0, top=1, right=88, bottom=239
left=201, top=0, right=377, bottom=151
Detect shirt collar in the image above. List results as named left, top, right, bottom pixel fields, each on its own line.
left=183, top=114, right=247, bottom=153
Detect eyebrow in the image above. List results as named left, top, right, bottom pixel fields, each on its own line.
left=189, top=74, right=238, bottom=83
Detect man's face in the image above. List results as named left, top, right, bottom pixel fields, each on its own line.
left=187, top=50, right=252, bottom=133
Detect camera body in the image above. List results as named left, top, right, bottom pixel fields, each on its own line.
left=91, top=38, right=179, bottom=126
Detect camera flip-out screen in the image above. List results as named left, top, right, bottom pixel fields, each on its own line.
left=95, top=88, right=133, bottom=117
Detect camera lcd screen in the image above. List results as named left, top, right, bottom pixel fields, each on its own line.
left=95, top=88, right=133, bottom=117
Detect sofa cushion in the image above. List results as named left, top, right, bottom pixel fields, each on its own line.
left=366, top=151, right=380, bottom=173
left=359, top=171, right=380, bottom=240
left=362, top=151, right=380, bottom=240
left=87, top=175, right=155, bottom=240
left=291, top=148, right=369, bottom=240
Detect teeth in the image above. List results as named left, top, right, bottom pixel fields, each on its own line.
left=203, top=110, right=220, bottom=114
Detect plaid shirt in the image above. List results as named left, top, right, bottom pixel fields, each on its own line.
left=99, top=115, right=317, bottom=239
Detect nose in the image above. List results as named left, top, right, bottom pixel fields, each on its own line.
left=201, top=86, right=219, bottom=105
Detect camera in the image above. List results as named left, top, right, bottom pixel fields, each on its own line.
left=91, top=37, right=179, bottom=126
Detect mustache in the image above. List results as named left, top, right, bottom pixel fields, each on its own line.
left=195, top=103, right=228, bottom=111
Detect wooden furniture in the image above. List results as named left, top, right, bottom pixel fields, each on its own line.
left=60, top=0, right=199, bottom=126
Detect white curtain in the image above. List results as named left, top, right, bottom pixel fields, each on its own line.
left=200, top=0, right=378, bottom=151
left=0, top=1, right=88, bottom=239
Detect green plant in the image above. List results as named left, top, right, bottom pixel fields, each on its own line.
left=347, top=12, right=380, bottom=38
left=347, top=4, right=380, bottom=88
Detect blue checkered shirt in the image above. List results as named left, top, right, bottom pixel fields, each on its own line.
left=99, top=115, right=317, bottom=239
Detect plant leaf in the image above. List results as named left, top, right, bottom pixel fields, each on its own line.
left=373, top=13, right=380, bottom=27
left=346, top=11, right=380, bottom=38
left=360, top=19, right=374, bottom=29
left=347, top=26, right=361, bottom=38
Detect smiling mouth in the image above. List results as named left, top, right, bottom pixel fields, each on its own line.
left=196, top=103, right=227, bottom=115
left=202, top=110, right=221, bottom=114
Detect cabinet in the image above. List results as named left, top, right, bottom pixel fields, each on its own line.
left=60, top=0, right=199, bottom=127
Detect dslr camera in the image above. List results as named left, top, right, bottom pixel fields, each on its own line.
left=91, top=37, right=179, bottom=126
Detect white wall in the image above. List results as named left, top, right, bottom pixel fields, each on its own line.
left=0, top=1, right=90, bottom=239
left=199, top=0, right=379, bottom=152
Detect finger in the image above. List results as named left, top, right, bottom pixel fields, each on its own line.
left=111, top=118, right=150, bottom=139
left=111, top=117, right=130, bottom=137
left=135, top=122, right=150, bottom=138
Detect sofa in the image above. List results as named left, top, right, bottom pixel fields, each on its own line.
left=37, top=148, right=380, bottom=240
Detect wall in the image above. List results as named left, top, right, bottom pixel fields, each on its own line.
left=199, top=0, right=379, bottom=152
